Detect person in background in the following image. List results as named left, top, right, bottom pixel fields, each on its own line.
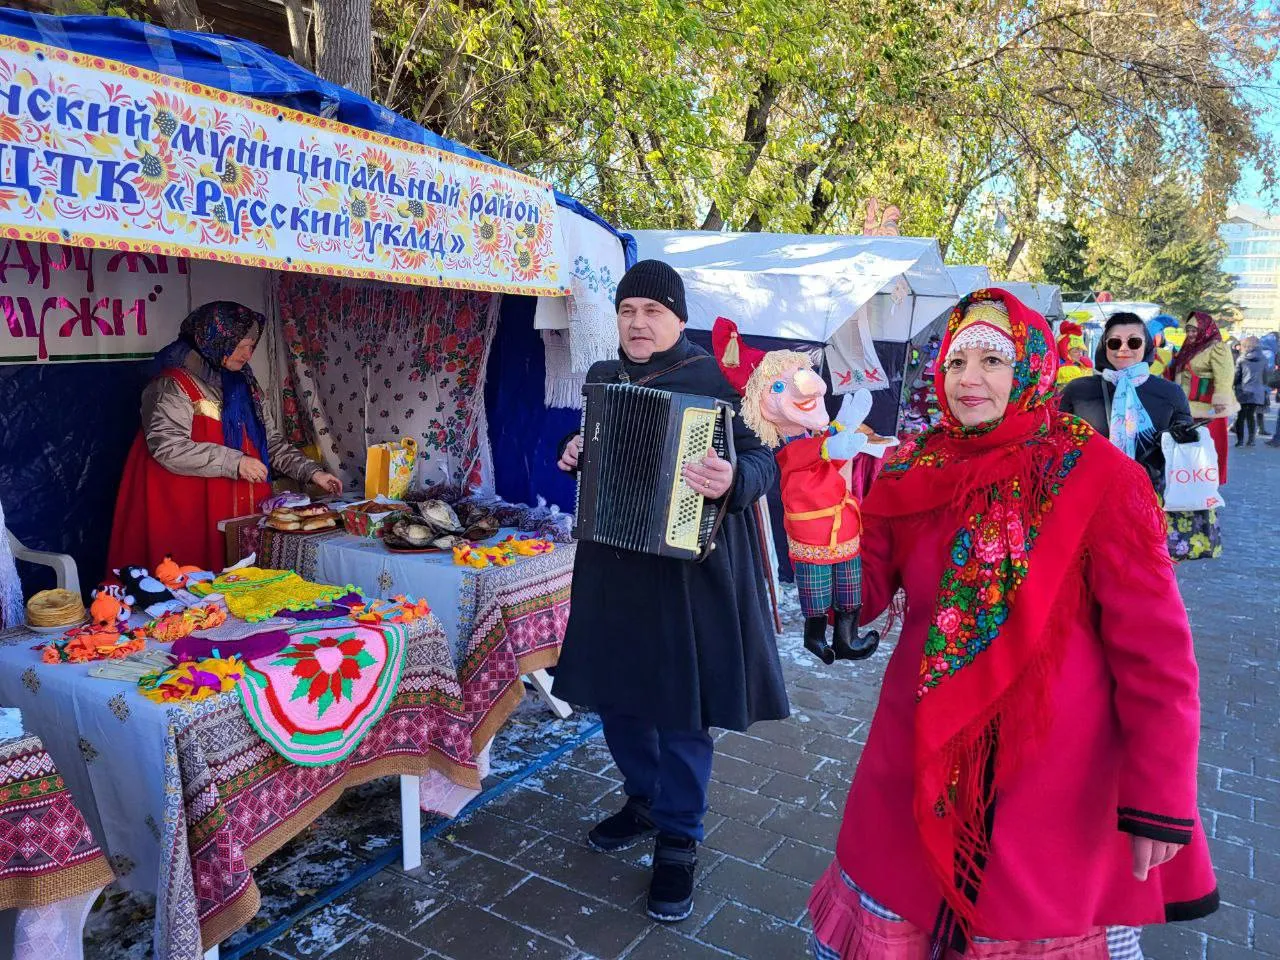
left=809, top=289, right=1218, bottom=960
left=107, top=301, right=342, bottom=573
left=553, top=260, right=787, bottom=924
left=1166, top=311, right=1236, bottom=484
left=1234, top=336, right=1268, bottom=448
left=1060, top=312, right=1198, bottom=494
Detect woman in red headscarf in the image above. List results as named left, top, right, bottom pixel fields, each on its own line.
left=807, top=289, right=1217, bottom=959
left=1166, top=311, right=1236, bottom=483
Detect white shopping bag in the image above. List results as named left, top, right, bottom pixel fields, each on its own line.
left=1161, top=429, right=1225, bottom=511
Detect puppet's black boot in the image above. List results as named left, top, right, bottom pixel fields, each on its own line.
left=832, top=608, right=879, bottom=661
left=804, top=616, right=835, bottom=664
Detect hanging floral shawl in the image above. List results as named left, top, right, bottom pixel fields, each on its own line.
left=862, top=288, right=1117, bottom=934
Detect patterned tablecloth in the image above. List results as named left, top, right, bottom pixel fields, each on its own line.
left=241, top=526, right=574, bottom=761
left=0, top=613, right=464, bottom=960
left=0, top=729, right=113, bottom=911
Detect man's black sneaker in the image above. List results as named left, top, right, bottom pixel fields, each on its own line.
left=647, top=833, right=697, bottom=922
left=587, top=797, right=657, bottom=852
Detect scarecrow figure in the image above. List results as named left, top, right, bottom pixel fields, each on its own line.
left=1056, top=320, right=1094, bottom=387
left=713, top=317, right=893, bottom=664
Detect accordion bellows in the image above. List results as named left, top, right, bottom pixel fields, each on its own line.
left=575, top=383, right=736, bottom=560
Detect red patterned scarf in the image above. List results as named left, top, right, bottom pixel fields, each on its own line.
left=1165, top=310, right=1222, bottom=381
left=863, top=289, right=1109, bottom=934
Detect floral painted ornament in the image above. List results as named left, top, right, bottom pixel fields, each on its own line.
left=235, top=622, right=407, bottom=766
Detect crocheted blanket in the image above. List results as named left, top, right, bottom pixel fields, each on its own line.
left=192, top=568, right=350, bottom=622
left=236, top=620, right=406, bottom=766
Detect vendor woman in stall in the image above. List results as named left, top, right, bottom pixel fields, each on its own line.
left=107, top=301, right=342, bottom=573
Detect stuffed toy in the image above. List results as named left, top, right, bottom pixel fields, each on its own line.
left=154, top=554, right=212, bottom=591
left=1055, top=321, right=1093, bottom=386
left=89, top=584, right=133, bottom=628
left=713, top=317, right=896, bottom=664
left=114, top=565, right=184, bottom=617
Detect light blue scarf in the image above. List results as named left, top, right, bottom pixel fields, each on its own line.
left=1102, top=363, right=1154, bottom=458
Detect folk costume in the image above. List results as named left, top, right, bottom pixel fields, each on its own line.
left=107, top=302, right=326, bottom=573
left=809, top=289, right=1217, bottom=959
left=1054, top=321, right=1093, bottom=387
left=1166, top=311, right=1236, bottom=484
left=711, top=317, right=881, bottom=664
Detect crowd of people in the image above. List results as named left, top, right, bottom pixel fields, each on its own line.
left=553, top=262, right=1246, bottom=959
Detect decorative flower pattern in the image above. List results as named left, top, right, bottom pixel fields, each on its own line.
left=273, top=631, right=377, bottom=719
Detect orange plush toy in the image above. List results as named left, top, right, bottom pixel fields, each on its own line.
left=154, top=555, right=205, bottom=591
left=89, top=584, right=133, bottom=629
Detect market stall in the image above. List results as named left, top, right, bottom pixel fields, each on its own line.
left=630, top=231, right=959, bottom=435
left=0, top=11, right=630, bottom=959
left=996, top=281, right=1065, bottom=324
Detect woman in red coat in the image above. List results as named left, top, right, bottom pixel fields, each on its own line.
left=808, top=289, right=1217, bottom=958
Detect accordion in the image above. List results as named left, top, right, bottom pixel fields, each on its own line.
left=574, top=382, right=737, bottom=560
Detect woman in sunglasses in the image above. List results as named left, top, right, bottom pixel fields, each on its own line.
left=1060, top=312, right=1198, bottom=495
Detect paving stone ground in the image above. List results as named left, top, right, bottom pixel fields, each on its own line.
left=220, top=431, right=1279, bottom=960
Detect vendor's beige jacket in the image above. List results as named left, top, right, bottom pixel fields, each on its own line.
left=142, top=352, right=321, bottom=483
left=1172, top=340, right=1238, bottom=419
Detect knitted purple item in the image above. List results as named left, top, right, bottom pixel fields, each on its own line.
left=273, top=593, right=363, bottom=621
left=172, top=628, right=292, bottom=662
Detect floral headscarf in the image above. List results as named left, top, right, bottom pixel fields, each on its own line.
left=154, top=301, right=271, bottom=472
left=863, top=288, right=1110, bottom=938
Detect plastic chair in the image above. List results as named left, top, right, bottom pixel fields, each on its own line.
left=5, top=529, right=80, bottom=596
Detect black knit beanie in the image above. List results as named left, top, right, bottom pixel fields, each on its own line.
left=614, top=259, right=688, bottom=323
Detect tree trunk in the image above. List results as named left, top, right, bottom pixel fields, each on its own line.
left=700, top=75, right=779, bottom=231
left=315, top=0, right=372, bottom=98
left=284, top=0, right=314, bottom=70
left=154, top=0, right=203, bottom=31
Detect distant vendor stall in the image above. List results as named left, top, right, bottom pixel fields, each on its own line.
left=631, top=230, right=958, bottom=583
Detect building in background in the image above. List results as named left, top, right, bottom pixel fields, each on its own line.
left=1220, top=205, right=1280, bottom=335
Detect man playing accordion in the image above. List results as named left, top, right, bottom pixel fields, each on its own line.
left=553, top=260, right=789, bottom=924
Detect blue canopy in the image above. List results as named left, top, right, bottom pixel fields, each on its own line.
left=0, top=9, right=634, bottom=259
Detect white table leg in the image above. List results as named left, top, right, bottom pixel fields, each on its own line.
left=203, top=946, right=220, bottom=960
left=526, top=669, right=572, bottom=719
left=399, top=774, right=422, bottom=871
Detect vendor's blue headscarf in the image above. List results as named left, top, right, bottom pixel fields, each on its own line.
left=153, top=301, right=271, bottom=474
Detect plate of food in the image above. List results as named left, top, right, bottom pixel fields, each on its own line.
left=265, top=504, right=341, bottom=533
left=25, top=588, right=88, bottom=632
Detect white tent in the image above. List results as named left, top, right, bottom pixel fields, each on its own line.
left=630, top=231, right=958, bottom=344
left=1063, top=301, right=1164, bottom=323
left=994, top=282, right=1065, bottom=322
left=947, top=265, right=993, bottom=297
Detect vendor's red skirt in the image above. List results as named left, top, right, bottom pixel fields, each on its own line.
left=1206, top=417, right=1229, bottom=486
left=106, top=369, right=265, bottom=576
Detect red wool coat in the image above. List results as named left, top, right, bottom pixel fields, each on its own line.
left=775, top=432, right=861, bottom=565
left=837, top=462, right=1218, bottom=938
